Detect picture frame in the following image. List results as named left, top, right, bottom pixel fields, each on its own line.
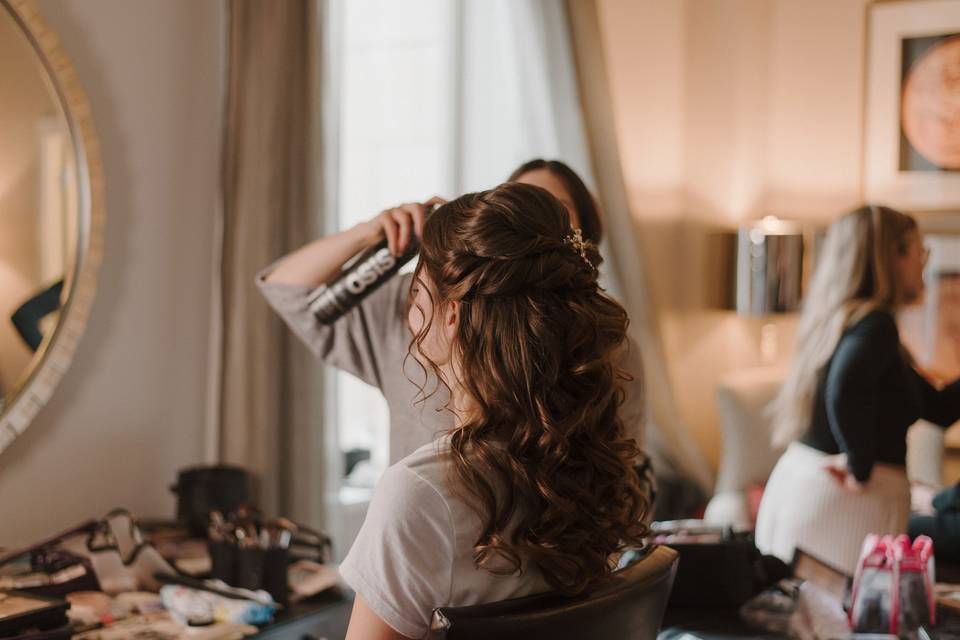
left=863, top=0, right=960, bottom=211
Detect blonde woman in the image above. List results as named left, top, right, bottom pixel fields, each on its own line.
left=755, top=205, right=960, bottom=575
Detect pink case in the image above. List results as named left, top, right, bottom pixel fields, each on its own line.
left=849, top=533, right=935, bottom=635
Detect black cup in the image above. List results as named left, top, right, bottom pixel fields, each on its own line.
left=207, top=528, right=290, bottom=607
left=171, top=466, right=251, bottom=537
left=208, top=540, right=237, bottom=585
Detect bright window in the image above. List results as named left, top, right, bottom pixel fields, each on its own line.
left=332, top=0, right=455, bottom=490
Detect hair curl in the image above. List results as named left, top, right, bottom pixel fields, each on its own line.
left=409, top=182, right=649, bottom=595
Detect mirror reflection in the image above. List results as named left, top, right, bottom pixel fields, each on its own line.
left=0, top=7, right=78, bottom=409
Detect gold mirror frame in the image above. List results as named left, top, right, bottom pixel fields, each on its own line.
left=0, top=0, right=105, bottom=453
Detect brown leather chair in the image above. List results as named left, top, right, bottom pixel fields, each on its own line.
left=426, top=545, right=679, bottom=640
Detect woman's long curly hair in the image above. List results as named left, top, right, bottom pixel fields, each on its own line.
left=408, top=182, right=650, bottom=596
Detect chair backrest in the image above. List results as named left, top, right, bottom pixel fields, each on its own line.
left=426, top=545, right=678, bottom=640
left=713, top=366, right=786, bottom=495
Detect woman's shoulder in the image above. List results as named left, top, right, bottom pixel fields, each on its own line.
left=380, top=438, right=455, bottom=506
left=390, top=437, right=496, bottom=525
left=845, top=308, right=899, bottom=343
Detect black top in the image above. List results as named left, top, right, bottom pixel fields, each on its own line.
left=800, top=310, right=960, bottom=482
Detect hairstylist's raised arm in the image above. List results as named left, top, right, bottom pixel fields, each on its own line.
left=264, top=198, right=443, bottom=288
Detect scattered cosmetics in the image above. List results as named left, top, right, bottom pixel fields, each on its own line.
left=0, top=506, right=336, bottom=638
left=159, top=584, right=276, bottom=626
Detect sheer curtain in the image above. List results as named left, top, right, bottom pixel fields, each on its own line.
left=455, top=0, right=713, bottom=492
left=456, top=0, right=591, bottom=193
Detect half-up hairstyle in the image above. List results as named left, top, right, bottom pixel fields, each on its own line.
left=409, top=182, right=649, bottom=595
left=509, top=159, right=604, bottom=245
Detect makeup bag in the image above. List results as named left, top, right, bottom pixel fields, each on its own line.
left=0, top=510, right=175, bottom=596
left=849, top=533, right=936, bottom=636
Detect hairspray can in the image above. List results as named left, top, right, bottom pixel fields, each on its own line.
left=308, top=239, right=419, bottom=324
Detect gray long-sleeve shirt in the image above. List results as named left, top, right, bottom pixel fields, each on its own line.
left=257, top=270, right=647, bottom=464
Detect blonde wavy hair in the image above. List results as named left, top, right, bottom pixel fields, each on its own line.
left=771, top=205, right=918, bottom=447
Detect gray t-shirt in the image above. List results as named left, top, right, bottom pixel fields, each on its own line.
left=256, top=270, right=647, bottom=463
left=338, top=438, right=550, bottom=638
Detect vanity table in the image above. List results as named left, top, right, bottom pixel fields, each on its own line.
left=252, top=591, right=353, bottom=640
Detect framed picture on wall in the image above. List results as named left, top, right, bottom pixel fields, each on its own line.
left=864, top=0, right=960, bottom=210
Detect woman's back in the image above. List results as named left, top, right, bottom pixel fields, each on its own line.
left=340, top=438, right=550, bottom=638
left=801, top=310, right=922, bottom=480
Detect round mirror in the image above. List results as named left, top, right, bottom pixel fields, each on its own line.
left=0, top=0, right=105, bottom=452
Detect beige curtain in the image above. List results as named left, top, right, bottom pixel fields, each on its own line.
left=565, top=0, right=714, bottom=493
left=215, top=0, right=323, bottom=516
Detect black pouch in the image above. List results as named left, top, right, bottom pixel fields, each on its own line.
left=0, top=590, right=70, bottom=638
left=0, top=524, right=101, bottom=599
left=652, top=520, right=780, bottom=608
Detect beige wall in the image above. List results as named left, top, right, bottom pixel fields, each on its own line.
left=0, top=0, right=222, bottom=547
left=597, top=0, right=870, bottom=470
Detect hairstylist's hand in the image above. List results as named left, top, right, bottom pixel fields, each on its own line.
left=824, top=463, right=865, bottom=493
left=358, top=196, right=447, bottom=257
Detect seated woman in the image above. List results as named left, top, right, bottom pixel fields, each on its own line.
left=756, top=205, right=960, bottom=575
left=339, top=182, right=651, bottom=639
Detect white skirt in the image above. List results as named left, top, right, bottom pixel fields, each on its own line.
left=755, top=442, right=910, bottom=575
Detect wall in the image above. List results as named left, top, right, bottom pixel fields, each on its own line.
left=0, top=0, right=222, bottom=547
left=597, top=0, right=870, bottom=470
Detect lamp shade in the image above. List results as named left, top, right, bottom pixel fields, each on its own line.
left=736, top=217, right=803, bottom=315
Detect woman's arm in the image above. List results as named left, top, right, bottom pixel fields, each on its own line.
left=264, top=222, right=378, bottom=288
left=264, top=200, right=438, bottom=288
left=346, top=596, right=415, bottom=640
left=257, top=200, right=440, bottom=388
left=824, top=312, right=900, bottom=483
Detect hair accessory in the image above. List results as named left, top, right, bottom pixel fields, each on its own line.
left=564, top=228, right=595, bottom=271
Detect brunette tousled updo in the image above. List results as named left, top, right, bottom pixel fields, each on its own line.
left=509, top=158, right=603, bottom=245
left=409, top=181, right=649, bottom=595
